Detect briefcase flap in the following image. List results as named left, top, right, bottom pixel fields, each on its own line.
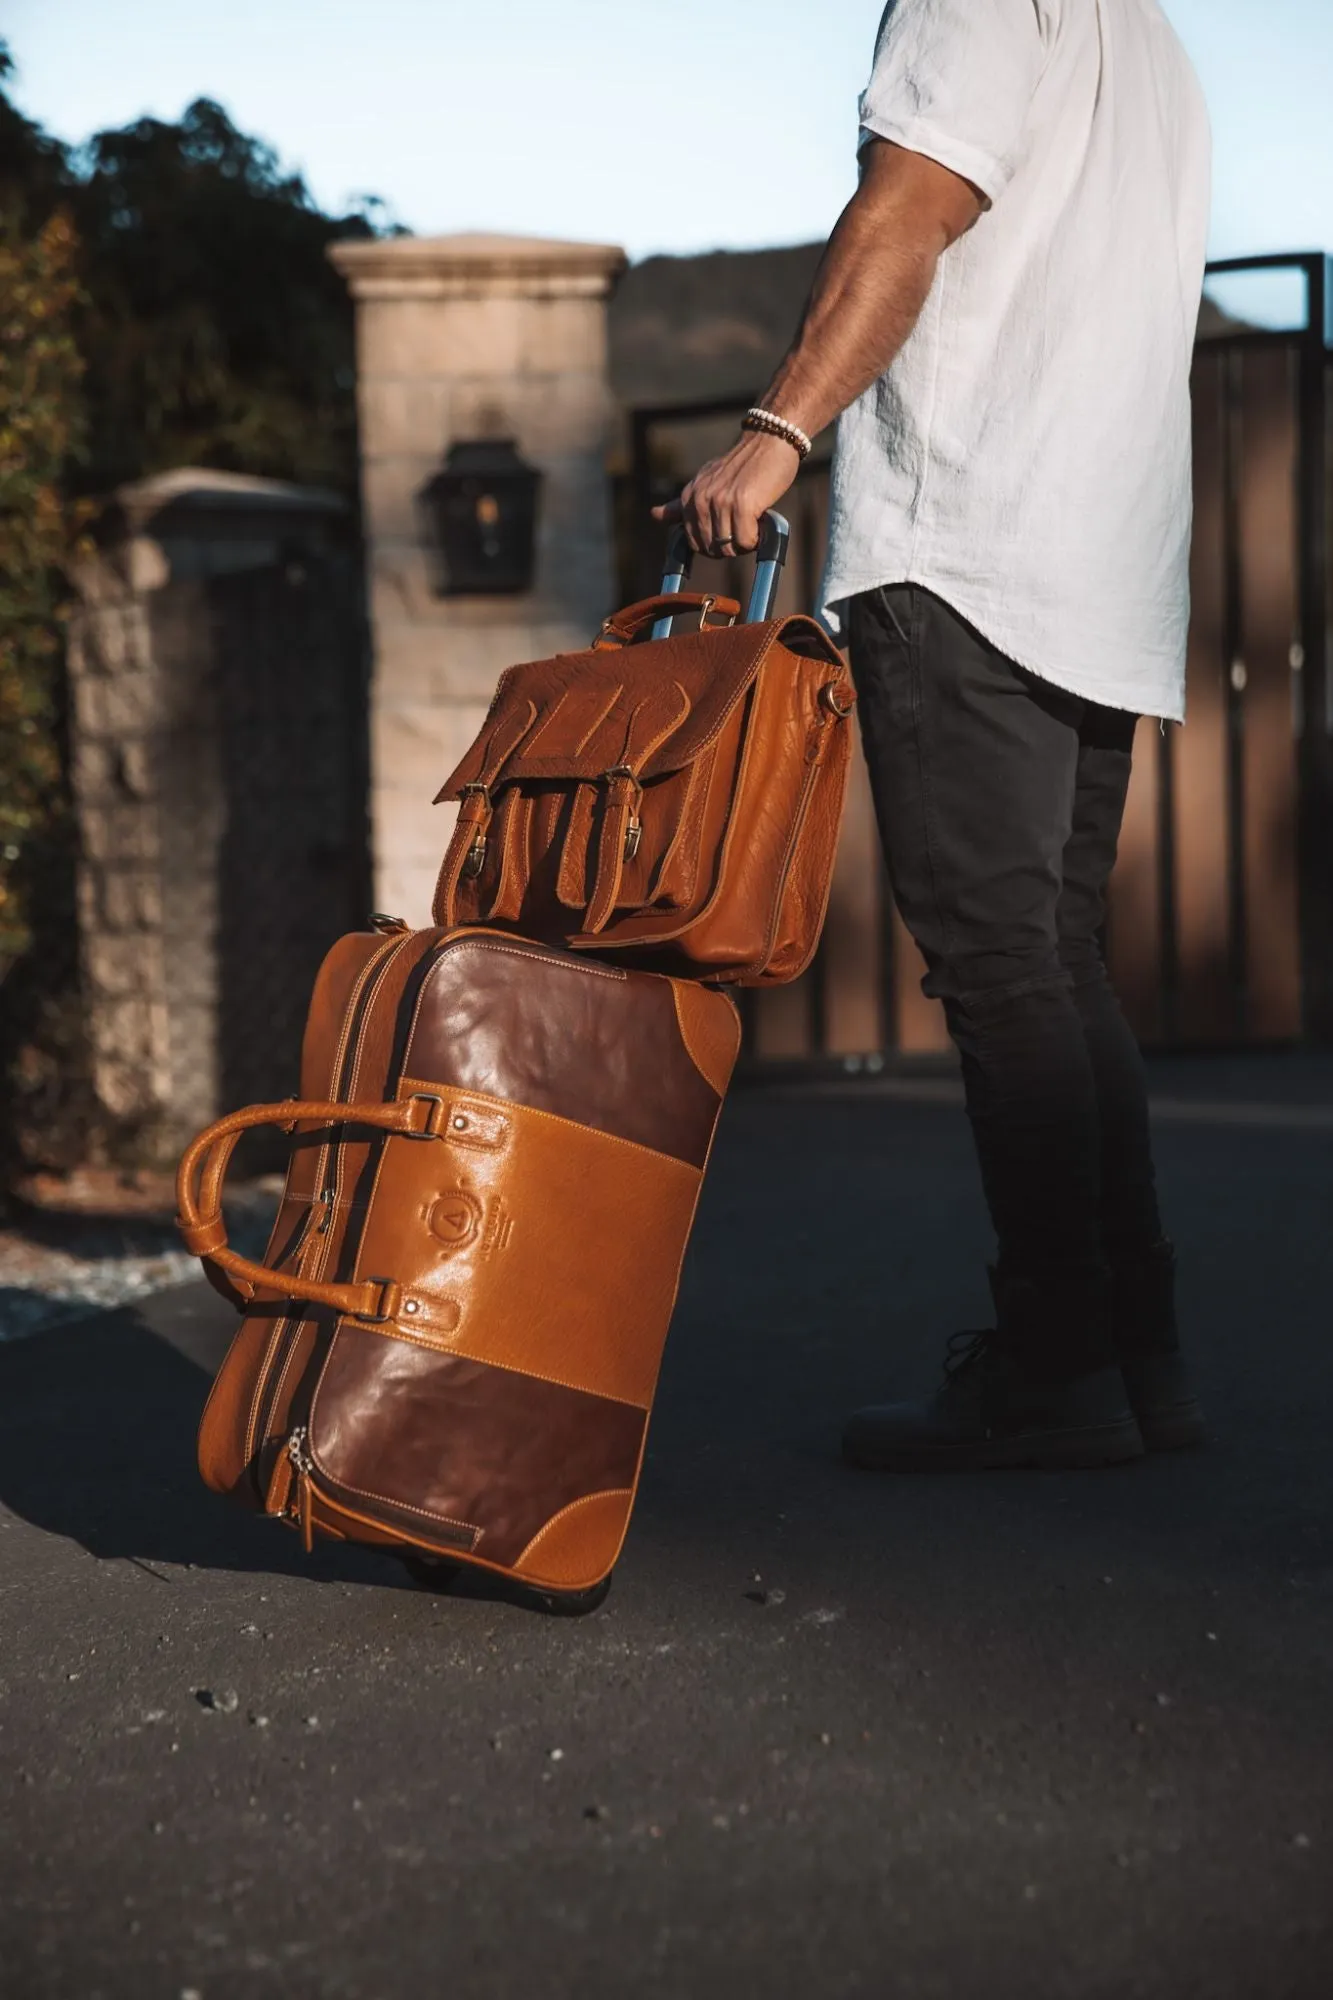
left=435, top=613, right=840, bottom=798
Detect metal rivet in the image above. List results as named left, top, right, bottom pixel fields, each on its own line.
left=404, top=1299, right=420, bottom=1315
left=453, top=1115, right=468, bottom=1130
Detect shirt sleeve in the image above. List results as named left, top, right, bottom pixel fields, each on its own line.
left=858, top=0, right=1050, bottom=206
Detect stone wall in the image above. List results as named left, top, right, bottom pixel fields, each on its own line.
left=67, top=557, right=188, bottom=1147
left=66, top=472, right=366, bottom=1162
left=329, top=234, right=627, bottom=925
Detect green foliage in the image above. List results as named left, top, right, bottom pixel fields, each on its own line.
left=0, top=192, right=94, bottom=1188
left=0, top=41, right=395, bottom=1181
left=2, top=41, right=393, bottom=499
left=0, top=202, right=86, bottom=970
left=67, top=96, right=383, bottom=494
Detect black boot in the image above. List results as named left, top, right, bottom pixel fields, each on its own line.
left=842, top=1266, right=1145, bottom=1473
left=1111, top=1239, right=1206, bottom=1451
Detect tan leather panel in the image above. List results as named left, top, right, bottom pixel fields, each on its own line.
left=513, top=1488, right=634, bottom=1589
left=670, top=980, right=743, bottom=1095
left=351, top=1090, right=700, bottom=1409
left=308, top=1335, right=644, bottom=1566
left=402, top=936, right=722, bottom=1167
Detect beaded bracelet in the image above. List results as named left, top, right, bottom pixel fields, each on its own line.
left=742, top=406, right=814, bottom=461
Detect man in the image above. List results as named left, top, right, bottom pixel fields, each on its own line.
left=655, top=0, right=1212, bottom=1471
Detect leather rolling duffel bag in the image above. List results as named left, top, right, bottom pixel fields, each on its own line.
left=177, top=924, right=740, bottom=1609
left=433, top=513, right=857, bottom=985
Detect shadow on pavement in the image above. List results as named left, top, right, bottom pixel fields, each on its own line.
left=0, top=1284, right=396, bottom=1587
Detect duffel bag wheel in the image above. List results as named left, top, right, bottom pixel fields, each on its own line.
left=399, top=1551, right=612, bottom=1616
left=400, top=1553, right=465, bottom=1592
left=527, top=1572, right=614, bottom=1618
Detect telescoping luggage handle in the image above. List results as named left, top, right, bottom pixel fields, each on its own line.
left=651, top=508, right=790, bottom=640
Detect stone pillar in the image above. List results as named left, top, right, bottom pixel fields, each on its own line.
left=329, top=233, right=627, bottom=923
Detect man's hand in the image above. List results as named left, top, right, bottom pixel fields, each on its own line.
left=651, top=429, right=800, bottom=557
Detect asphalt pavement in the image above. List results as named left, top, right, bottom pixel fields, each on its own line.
left=2, top=1055, right=1332, bottom=2000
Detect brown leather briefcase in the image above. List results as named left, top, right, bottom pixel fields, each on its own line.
left=433, top=514, right=857, bottom=985
left=177, top=924, right=739, bottom=1608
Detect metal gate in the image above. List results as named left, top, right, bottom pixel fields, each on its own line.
left=624, top=254, right=1333, bottom=1064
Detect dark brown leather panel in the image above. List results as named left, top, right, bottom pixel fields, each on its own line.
left=404, top=935, right=725, bottom=1167
left=308, top=1331, right=645, bottom=1567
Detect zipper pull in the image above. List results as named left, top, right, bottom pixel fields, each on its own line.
left=314, top=1187, right=338, bottom=1234
left=287, top=1427, right=316, bottom=1553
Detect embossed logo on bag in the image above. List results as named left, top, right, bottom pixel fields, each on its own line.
left=428, top=1190, right=483, bottom=1250
left=482, top=1200, right=514, bottom=1255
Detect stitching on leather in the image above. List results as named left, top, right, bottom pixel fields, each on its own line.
left=294, top=933, right=428, bottom=1471
left=458, top=625, right=776, bottom=784
left=260, top=1309, right=321, bottom=1457
left=751, top=722, right=829, bottom=978
left=244, top=936, right=402, bottom=1461
left=306, top=1438, right=483, bottom=1542
left=515, top=1487, right=635, bottom=1569
left=399, top=933, right=631, bottom=1086
left=305, top=1338, right=483, bottom=1540
left=352, top=1319, right=654, bottom=1410
left=348, top=1316, right=470, bottom=1360
left=441, top=1343, right=655, bottom=1410
left=400, top=936, right=629, bottom=1074
left=245, top=1316, right=291, bottom=1468
left=451, top=937, right=629, bottom=983
left=397, top=1079, right=705, bottom=1171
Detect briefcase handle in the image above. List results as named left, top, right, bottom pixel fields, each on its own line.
left=595, top=592, right=741, bottom=649
left=652, top=508, right=790, bottom=639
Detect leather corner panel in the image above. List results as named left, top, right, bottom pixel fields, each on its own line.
left=669, top=981, right=742, bottom=1096
left=308, top=1334, right=645, bottom=1569
left=514, top=1488, right=634, bottom=1589
left=403, top=936, right=722, bottom=1167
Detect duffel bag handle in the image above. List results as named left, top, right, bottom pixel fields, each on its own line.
left=175, top=1093, right=447, bottom=1317
left=593, top=592, right=740, bottom=650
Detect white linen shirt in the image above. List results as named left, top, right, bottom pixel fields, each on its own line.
left=820, top=0, right=1212, bottom=721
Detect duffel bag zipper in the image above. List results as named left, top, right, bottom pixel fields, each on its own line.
left=286, top=1426, right=316, bottom=1553
left=244, top=931, right=415, bottom=1472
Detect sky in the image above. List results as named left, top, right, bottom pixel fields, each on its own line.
left=5, top=0, right=1332, bottom=282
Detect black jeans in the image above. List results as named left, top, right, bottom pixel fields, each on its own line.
left=847, top=584, right=1164, bottom=1292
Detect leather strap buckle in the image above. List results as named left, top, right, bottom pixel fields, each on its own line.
left=602, top=765, right=643, bottom=862
left=819, top=681, right=856, bottom=719
left=354, top=1278, right=404, bottom=1325
left=403, top=1091, right=446, bottom=1138
left=458, top=784, right=491, bottom=877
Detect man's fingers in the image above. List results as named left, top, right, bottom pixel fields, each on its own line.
left=685, top=483, right=717, bottom=556
left=711, top=501, right=737, bottom=555
left=731, top=505, right=760, bottom=554
left=650, top=466, right=764, bottom=557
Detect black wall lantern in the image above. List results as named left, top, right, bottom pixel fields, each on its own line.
left=422, top=439, right=542, bottom=595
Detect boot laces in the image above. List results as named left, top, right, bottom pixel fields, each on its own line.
left=943, top=1328, right=997, bottom=1381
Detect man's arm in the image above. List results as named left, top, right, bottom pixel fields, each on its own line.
left=653, top=140, right=984, bottom=557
